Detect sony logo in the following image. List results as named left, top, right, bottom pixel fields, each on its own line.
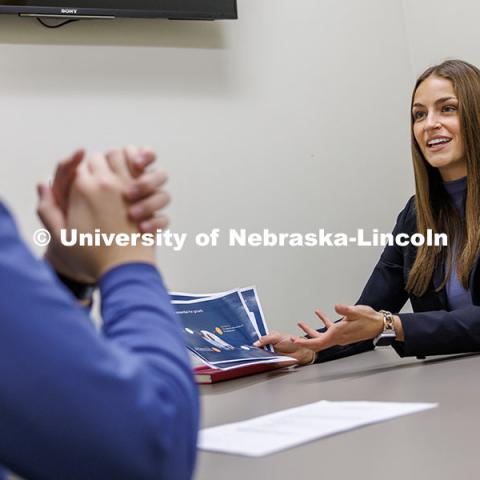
left=60, top=8, right=78, bottom=14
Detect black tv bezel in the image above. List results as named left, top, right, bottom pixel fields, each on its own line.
left=0, top=2, right=238, bottom=20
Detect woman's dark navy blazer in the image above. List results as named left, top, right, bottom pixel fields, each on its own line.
left=316, top=195, right=480, bottom=363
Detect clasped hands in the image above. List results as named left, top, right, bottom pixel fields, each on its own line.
left=37, top=146, right=170, bottom=282
left=255, top=304, right=386, bottom=365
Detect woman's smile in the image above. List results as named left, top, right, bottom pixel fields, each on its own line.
left=426, top=135, right=452, bottom=152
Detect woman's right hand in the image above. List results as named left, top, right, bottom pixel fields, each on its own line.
left=254, top=332, right=316, bottom=365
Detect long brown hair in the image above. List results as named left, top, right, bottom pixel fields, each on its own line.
left=406, top=59, right=480, bottom=297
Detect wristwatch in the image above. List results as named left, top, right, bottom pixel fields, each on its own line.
left=373, top=310, right=397, bottom=347
left=56, top=271, right=96, bottom=305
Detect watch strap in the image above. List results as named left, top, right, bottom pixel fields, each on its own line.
left=56, top=271, right=96, bottom=303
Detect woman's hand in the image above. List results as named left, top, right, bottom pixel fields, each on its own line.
left=254, top=332, right=316, bottom=365
left=292, top=305, right=384, bottom=351
left=256, top=305, right=399, bottom=364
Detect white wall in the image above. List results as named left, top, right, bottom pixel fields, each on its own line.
left=1, top=0, right=456, bottom=332
left=403, top=0, right=480, bottom=75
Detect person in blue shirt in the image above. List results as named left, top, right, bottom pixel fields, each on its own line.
left=256, top=59, right=480, bottom=364
left=0, top=146, right=198, bottom=480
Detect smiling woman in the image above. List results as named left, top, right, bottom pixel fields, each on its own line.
left=408, top=61, right=480, bottom=298
left=255, top=59, right=480, bottom=364
left=412, top=77, right=465, bottom=181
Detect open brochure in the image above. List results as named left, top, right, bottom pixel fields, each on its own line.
left=171, top=287, right=297, bottom=383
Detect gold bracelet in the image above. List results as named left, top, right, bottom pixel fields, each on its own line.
left=379, top=310, right=394, bottom=331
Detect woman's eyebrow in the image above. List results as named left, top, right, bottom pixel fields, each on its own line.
left=412, top=96, right=457, bottom=108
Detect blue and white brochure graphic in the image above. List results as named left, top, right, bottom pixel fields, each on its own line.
left=171, top=288, right=288, bottom=369
left=171, top=286, right=269, bottom=339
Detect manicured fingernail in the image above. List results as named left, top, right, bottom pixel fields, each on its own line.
left=253, top=341, right=260, bottom=347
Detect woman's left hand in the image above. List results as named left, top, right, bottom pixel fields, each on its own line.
left=292, top=305, right=385, bottom=352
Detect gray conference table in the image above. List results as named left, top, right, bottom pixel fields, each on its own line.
left=195, top=348, right=480, bottom=480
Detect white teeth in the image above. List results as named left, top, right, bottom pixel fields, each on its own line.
left=428, top=138, right=451, bottom=146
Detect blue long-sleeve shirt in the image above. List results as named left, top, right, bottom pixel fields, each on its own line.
left=0, top=202, right=199, bottom=480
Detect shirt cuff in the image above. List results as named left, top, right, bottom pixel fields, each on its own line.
left=99, top=262, right=162, bottom=293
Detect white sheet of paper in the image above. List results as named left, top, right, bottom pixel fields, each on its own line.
left=198, top=400, right=437, bottom=457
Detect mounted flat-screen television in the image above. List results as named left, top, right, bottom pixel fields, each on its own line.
left=0, top=0, right=238, bottom=20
